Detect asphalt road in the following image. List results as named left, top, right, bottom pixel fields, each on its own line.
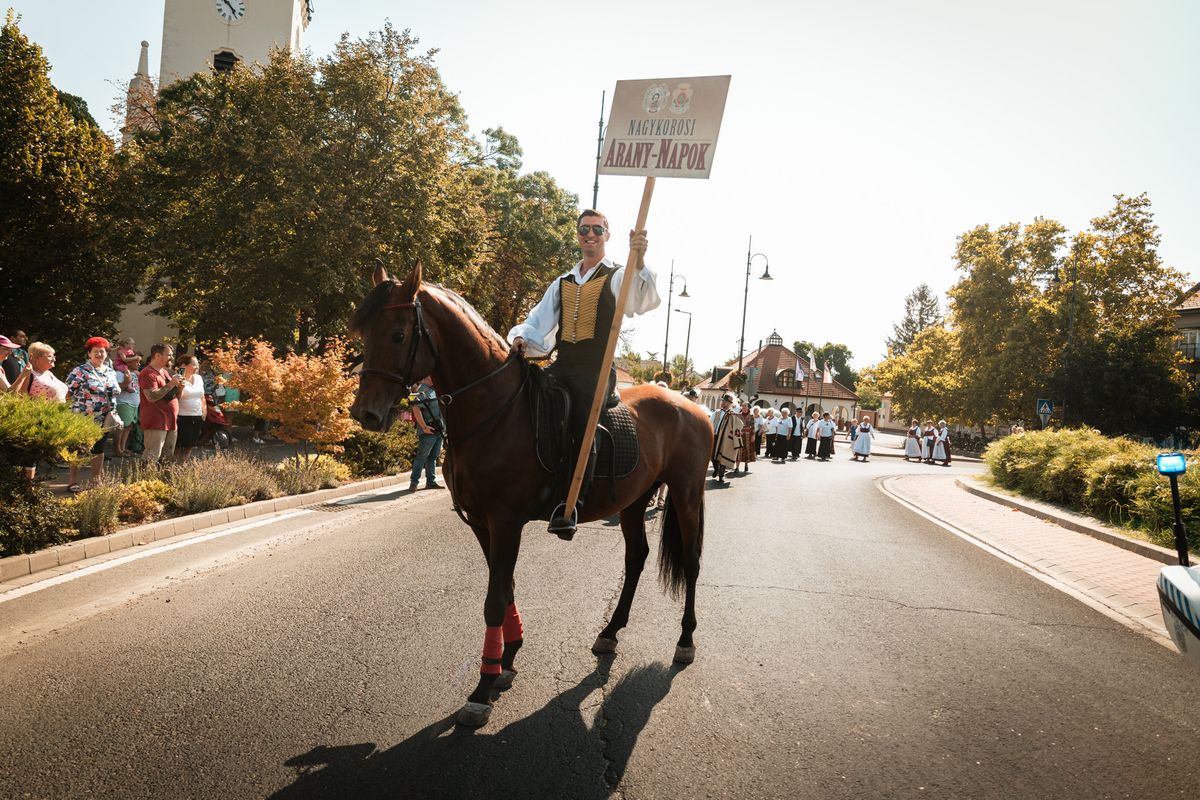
left=2, top=449, right=1198, bottom=799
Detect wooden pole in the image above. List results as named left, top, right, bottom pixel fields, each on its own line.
left=563, top=176, right=656, bottom=516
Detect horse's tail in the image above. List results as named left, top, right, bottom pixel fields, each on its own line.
left=658, top=490, right=703, bottom=600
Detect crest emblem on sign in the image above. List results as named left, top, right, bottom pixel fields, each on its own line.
left=670, top=83, right=693, bottom=115
left=642, top=83, right=670, bottom=114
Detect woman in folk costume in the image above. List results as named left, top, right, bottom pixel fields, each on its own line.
left=922, top=420, right=937, bottom=464
left=710, top=394, right=743, bottom=484
left=904, top=418, right=924, bottom=462
left=762, top=407, right=777, bottom=458
left=733, top=404, right=756, bottom=473
left=850, top=416, right=875, bottom=461
left=816, top=412, right=837, bottom=461
left=804, top=411, right=820, bottom=459
left=933, top=419, right=952, bottom=466
left=770, top=407, right=791, bottom=461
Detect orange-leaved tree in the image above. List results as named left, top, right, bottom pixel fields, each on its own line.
left=210, top=339, right=359, bottom=460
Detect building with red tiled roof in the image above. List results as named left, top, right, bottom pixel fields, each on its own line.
left=1175, top=282, right=1200, bottom=372
left=694, top=331, right=860, bottom=422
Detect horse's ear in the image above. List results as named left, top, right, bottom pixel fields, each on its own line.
left=398, top=260, right=423, bottom=299
left=372, top=258, right=390, bottom=287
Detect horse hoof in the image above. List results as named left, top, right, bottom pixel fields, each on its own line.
left=455, top=701, right=492, bottom=727
left=673, top=645, right=696, bottom=664
left=493, top=669, right=517, bottom=691
left=592, top=636, right=618, bottom=654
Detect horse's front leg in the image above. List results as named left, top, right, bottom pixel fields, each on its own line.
left=456, top=521, right=522, bottom=727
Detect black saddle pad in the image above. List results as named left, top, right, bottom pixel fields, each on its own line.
left=595, top=403, right=639, bottom=479
left=529, top=367, right=639, bottom=480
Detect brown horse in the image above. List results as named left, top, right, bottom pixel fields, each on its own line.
left=349, top=262, right=712, bottom=727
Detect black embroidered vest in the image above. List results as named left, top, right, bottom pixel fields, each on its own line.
left=555, top=264, right=617, bottom=369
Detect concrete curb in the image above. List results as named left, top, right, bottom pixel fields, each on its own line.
left=872, top=449, right=985, bottom=464
left=954, top=476, right=1178, bottom=566
left=0, top=473, right=415, bottom=585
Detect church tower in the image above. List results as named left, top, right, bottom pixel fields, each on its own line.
left=121, top=41, right=155, bottom=145
left=159, top=0, right=313, bottom=86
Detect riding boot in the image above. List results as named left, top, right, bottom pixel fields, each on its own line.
left=548, top=439, right=597, bottom=541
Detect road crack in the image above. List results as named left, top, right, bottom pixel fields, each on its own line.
left=697, top=582, right=1115, bottom=631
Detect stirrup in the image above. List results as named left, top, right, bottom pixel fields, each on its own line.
left=547, top=503, right=578, bottom=541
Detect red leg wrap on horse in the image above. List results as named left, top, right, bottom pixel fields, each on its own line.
left=503, top=603, right=524, bottom=643
left=481, top=626, right=503, bottom=675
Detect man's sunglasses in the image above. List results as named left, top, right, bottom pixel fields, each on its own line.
left=577, top=224, right=607, bottom=236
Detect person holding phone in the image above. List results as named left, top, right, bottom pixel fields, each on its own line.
left=139, top=343, right=183, bottom=463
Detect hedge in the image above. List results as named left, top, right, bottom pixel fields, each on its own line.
left=984, top=428, right=1200, bottom=552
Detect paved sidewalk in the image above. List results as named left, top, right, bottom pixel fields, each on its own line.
left=882, top=473, right=1170, bottom=643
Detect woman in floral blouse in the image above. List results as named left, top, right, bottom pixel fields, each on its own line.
left=64, top=336, right=123, bottom=492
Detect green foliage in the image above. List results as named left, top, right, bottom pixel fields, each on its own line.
left=65, top=479, right=124, bottom=537
left=0, top=394, right=100, bottom=467
left=0, top=13, right=136, bottom=349
left=792, top=341, right=857, bottom=390
left=876, top=195, right=1188, bottom=436
left=336, top=427, right=418, bottom=478
left=0, top=468, right=70, bottom=556
left=886, top=283, right=942, bottom=356
left=167, top=453, right=279, bottom=513
left=276, top=454, right=351, bottom=494
left=985, top=429, right=1200, bottom=550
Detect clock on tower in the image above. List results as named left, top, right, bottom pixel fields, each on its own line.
left=159, top=0, right=312, bottom=85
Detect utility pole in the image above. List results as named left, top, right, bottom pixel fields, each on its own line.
left=592, top=91, right=606, bottom=209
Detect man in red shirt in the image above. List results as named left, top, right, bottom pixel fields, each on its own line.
left=139, top=343, right=183, bottom=463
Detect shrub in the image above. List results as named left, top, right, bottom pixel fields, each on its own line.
left=277, top=454, right=351, bottom=494
left=336, top=427, right=418, bottom=478
left=119, top=480, right=170, bottom=524
left=986, top=428, right=1200, bottom=549
left=67, top=480, right=125, bottom=537
left=0, top=469, right=71, bottom=556
left=0, top=394, right=99, bottom=467
left=167, top=452, right=279, bottom=514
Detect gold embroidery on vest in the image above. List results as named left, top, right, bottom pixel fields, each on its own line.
left=560, top=276, right=606, bottom=343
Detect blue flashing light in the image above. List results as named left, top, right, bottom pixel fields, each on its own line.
left=1157, top=452, right=1187, bottom=476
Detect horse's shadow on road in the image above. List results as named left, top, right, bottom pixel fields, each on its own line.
left=270, top=659, right=683, bottom=800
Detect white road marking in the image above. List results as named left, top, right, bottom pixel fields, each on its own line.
left=0, top=510, right=314, bottom=604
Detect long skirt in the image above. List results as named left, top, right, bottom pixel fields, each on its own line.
left=817, top=435, right=834, bottom=459
left=789, top=434, right=804, bottom=459
left=805, top=437, right=818, bottom=456
left=765, top=433, right=776, bottom=456
left=740, top=426, right=756, bottom=463
left=933, top=439, right=951, bottom=464
left=923, top=438, right=936, bottom=461
left=772, top=435, right=791, bottom=459
left=852, top=433, right=872, bottom=457
left=904, top=437, right=923, bottom=459
left=755, top=432, right=764, bottom=455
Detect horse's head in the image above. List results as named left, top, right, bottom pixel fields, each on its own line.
left=349, top=260, right=438, bottom=432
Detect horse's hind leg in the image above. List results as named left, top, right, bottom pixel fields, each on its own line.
left=670, top=485, right=704, bottom=665
left=592, top=491, right=654, bottom=654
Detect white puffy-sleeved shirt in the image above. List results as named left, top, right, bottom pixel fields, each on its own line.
left=507, top=257, right=661, bottom=358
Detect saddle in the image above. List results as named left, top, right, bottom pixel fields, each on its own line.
left=526, top=364, right=640, bottom=520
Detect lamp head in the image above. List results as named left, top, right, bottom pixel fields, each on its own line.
left=1157, top=452, right=1187, bottom=476
left=759, top=263, right=772, bottom=280
left=678, top=281, right=690, bottom=298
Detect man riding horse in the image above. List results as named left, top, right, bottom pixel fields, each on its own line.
left=509, top=209, right=658, bottom=538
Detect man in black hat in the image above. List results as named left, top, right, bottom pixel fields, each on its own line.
left=509, top=209, right=658, bottom=538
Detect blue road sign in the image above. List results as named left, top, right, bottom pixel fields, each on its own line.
left=1037, top=399, right=1054, bottom=416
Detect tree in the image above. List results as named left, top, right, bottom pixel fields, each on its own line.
left=792, top=341, right=858, bottom=389
left=854, top=368, right=883, bottom=410
left=873, top=326, right=965, bottom=423
left=460, top=128, right=580, bottom=335
left=109, top=25, right=484, bottom=354
left=0, top=13, right=137, bottom=349
left=886, top=283, right=942, bottom=356
left=209, top=339, right=358, bottom=456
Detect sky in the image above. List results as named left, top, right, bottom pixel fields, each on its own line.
left=11, top=0, right=1200, bottom=373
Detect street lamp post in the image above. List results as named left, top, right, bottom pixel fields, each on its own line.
left=739, top=235, right=772, bottom=373
left=1053, top=248, right=1080, bottom=425
left=674, top=309, right=693, bottom=386
left=662, top=260, right=689, bottom=373
left=592, top=91, right=606, bottom=209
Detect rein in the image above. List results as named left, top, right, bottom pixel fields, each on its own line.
left=359, top=294, right=525, bottom=445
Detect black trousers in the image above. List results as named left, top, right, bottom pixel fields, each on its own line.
left=544, top=361, right=616, bottom=489
left=765, top=433, right=776, bottom=456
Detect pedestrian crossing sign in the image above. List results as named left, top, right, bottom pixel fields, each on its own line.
left=1036, top=398, right=1053, bottom=428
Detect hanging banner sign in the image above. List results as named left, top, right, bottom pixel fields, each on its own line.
left=598, top=75, right=731, bottom=180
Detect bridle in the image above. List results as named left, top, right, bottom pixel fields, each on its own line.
left=359, top=294, right=520, bottom=414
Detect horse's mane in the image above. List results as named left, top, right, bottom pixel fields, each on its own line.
left=351, top=279, right=510, bottom=356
